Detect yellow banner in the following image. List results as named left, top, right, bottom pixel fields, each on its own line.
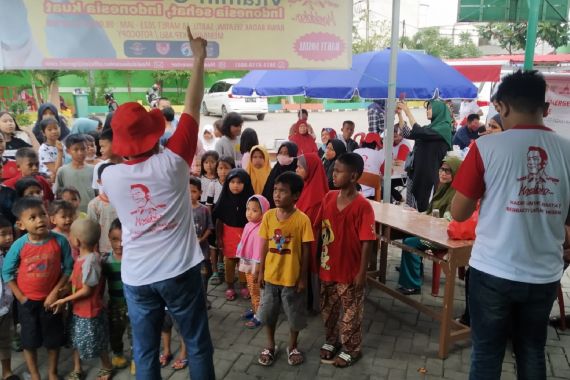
left=0, top=0, right=352, bottom=70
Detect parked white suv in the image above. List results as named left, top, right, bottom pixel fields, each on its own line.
left=202, top=78, right=268, bottom=120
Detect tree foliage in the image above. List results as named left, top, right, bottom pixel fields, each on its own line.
left=352, top=6, right=391, bottom=54
left=401, top=28, right=481, bottom=59
left=477, top=22, right=569, bottom=54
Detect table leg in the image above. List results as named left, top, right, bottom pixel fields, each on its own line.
left=438, top=253, right=457, bottom=359
left=378, top=224, right=390, bottom=283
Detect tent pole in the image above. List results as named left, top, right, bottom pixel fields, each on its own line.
left=382, top=0, right=400, bottom=203
left=524, top=0, right=540, bottom=70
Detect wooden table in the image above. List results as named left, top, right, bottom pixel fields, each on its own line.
left=367, top=202, right=473, bottom=359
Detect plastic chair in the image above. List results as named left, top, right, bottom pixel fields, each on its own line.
left=358, top=172, right=381, bottom=202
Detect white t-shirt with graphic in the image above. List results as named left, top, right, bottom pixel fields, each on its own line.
left=38, top=143, right=58, bottom=176
left=354, top=147, right=385, bottom=198
left=453, top=125, right=570, bottom=284
left=102, top=113, right=202, bottom=286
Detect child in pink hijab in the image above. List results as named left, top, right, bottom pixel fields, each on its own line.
left=236, top=194, right=270, bottom=328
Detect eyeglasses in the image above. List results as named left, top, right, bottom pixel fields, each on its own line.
left=439, top=167, right=452, bottom=174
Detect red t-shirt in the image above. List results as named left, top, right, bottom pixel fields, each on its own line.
left=316, top=191, right=377, bottom=283
left=2, top=160, right=18, bottom=180
left=4, top=173, right=55, bottom=202
left=71, top=253, right=105, bottom=318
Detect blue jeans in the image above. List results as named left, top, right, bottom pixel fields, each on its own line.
left=124, top=265, right=215, bottom=380
left=469, top=267, right=558, bottom=380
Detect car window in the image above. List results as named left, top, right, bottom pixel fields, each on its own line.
left=222, top=82, right=233, bottom=92
left=209, top=82, right=222, bottom=93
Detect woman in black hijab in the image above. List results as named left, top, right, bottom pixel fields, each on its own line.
left=322, top=139, right=347, bottom=190
left=262, top=141, right=298, bottom=208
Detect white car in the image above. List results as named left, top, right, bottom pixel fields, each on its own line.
left=202, top=78, right=268, bottom=120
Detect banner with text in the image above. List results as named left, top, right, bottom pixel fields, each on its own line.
left=544, top=74, right=570, bottom=140
left=0, top=0, right=352, bottom=70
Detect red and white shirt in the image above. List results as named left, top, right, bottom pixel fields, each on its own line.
left=453, top=125, right=570, bottom=284
left=102, top=113, right=202, bottom=286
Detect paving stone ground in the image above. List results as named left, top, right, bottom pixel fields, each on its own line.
left=10, top=247, right=570, bottom=379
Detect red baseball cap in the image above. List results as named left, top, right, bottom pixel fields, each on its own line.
left=111, top=102, right=165, bottom=156
left=363, top=132, right=382, bottom=148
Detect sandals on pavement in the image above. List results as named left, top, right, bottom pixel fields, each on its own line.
left=319, top=343, right=340, bottom=364
left=258, top=346, right=277, bottom=366
left=245, top=316, right=261, bottom=329
left=240, top=287, right=251, bottom=299
left=171, top=358, right=188, bottom=370
left=333, top=352, right=361, bottom=368
left=287, top=347, right=304, bottom=366
left=241, top=308, right=254, bottom=320
left=225, top=289, right=237, bottom=301
left=159, top=353, right=173, bottom=367
left=65, top=371, right=83, bottom=380
left=96, top=368, right=113, bottom=380
left=209, top=272, right=222, bottom=286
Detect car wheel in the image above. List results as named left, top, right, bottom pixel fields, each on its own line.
left=256, top=114, right=265, bottom=121
left=202, top=102, right=209, bottom=116
left=221, top=105, right=228, bottom=118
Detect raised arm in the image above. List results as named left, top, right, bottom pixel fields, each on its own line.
left=183, top=26, right=207, bottom=122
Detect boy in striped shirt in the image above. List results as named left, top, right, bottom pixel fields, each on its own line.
left=102, top=219, right=132, bottom=371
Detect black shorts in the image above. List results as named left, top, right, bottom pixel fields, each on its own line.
left=18, top=300, right=65, bottom=350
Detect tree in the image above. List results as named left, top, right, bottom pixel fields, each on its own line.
left=477, top=22, right=569, bottom=54
left=30, top=70, right=87, bottom=109
left=401, top=28, right=481, bottom=59
left=352, top=4, right=391, bottom=54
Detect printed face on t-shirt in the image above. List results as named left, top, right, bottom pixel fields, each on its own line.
left=527, top=151, right=543, bottom=175
left=228, top=177, right=244, bottom=195
left=246, top=198, right=263, bottom=223
left=251, top=149, right=265, bottom=169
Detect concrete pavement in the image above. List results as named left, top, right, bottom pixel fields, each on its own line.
left=9, top=245, right=570, bottom=379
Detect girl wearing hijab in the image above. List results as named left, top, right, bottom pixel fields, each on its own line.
left=213, top=168, right=255, bottom=301
left=201, top=124, right=218, bottom=151
left=296, top=153, right=329, bottom=312
left=32, top=102, right=70, bottom=143
left=246, top=145, right=271, bottom=195
left=397, top=155, right=462, bottom=295
left=289, top=122, right=318, bottom=155
left=399, top=100, right=453, bottom=212
left=262, top=141, right=298, bottom=208
left=322, top=139, right=347, bottom=190
left=236, top=194, right=270, bottom=328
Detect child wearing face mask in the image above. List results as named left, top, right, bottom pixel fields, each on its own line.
left=236, top=195, right=270, bottom=328
left=262, top=142, right=299, bottom=209
left=212, top=169, right=254, bottom=301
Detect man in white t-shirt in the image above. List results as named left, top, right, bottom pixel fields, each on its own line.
left=101, top=28, right=214, bottom=380
left=451, top=70, right=570, bottom=380
left=353, top=132, right=384, bottom=198
left=459, top=99, right=482, bottom=122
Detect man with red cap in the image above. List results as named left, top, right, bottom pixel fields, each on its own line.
left=101, top=27, right=215, bottom=380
